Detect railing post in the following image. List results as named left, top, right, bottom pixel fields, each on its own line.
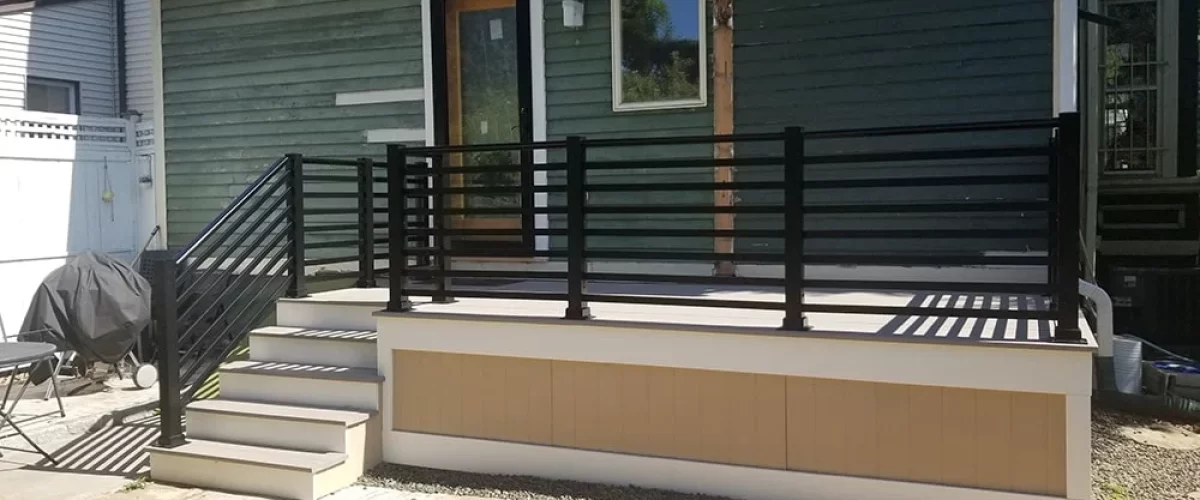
left=431, top=154, right=454, bottom=303
left=356, top=157, right=377, bottom=288
left=1054, top=112, right=1082, bottom=343
left=781, top=127, right=810, bottom=331
left=285, top=153, right=307, bottom=298
left=565, top=136, right=591, bottom=320
left=152, top=258, right=186, bottom=448
left=387, top=145, right=413, bottom=312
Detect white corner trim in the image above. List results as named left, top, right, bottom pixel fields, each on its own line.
left=150, top=0, right=169, bottom=248
left=1053, top=0, right=1079, bottom=114
left=365, top=128, right=426, bottom=144
left=383, top=432, right=1066, bottom=500
left=336, top=88, right=424, bottom=106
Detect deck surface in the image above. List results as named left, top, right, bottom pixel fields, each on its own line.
left=287, top=280, right=1097, bottom=351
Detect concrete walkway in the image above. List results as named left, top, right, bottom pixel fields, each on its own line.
left=92, top=485, right=487, bottom=500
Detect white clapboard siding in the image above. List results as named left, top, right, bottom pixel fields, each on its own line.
left=0, top=0, right=117, bottom=116
left=124, top=0, right=154, bottom=118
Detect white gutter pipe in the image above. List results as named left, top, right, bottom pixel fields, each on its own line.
left=1078, top=279, right=1115, bottom=392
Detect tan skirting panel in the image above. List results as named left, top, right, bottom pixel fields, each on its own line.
left=392, top=350, right=1066, bottom=497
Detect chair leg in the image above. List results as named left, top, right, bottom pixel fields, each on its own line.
left=42, top=354, right=64, bottom=401
left=47, top=359, right=64, bottom=417
left=0, top=407, right=57, bottom=465
left=0, top=369, right=35, bottom=434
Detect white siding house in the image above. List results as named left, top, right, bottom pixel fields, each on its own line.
left=123, top=0, right=154, bottom=118
left=0, top=0, right=119, bottom=116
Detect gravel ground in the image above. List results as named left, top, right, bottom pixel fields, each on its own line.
left=358, top=464, right=734, bottom=500
left=362, top=408, right=1200, bottom=500
left=1093, top=408, right=1200, bottom=500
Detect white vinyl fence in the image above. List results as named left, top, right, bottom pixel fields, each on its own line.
left=0, top=110, right=158, bottom=338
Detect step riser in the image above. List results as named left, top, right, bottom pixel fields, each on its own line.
left=186, top=411, right=348, bottom=454
left=250, top=335, right=377, bottom=370
left=150, top=452, right=317, bottom=500
left=277, top=301, right=378, bottom=331
left=219, top=372, right=380, bottom=411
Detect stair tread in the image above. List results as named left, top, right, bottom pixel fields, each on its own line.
left=149, top=439, right=346, bottom=473
left=188, top=399, right=375, bottom=426
left=222, top=361, right=384, bottom=383
left=250, top=326, right=377, bottom=343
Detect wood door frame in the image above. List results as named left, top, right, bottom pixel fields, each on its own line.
left=433, top=0, right=535, bottom=250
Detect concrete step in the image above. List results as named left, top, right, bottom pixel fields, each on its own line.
left=148, top=439, right=350, bottom=500
left=276, top=292, right=385, bottom=332
left=186, top=399, right=374, bottom=453
left=248, top=326, right=378, bottom=369
left=217, top=361, right=383, bottom=411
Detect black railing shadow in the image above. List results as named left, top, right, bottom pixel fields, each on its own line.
left=875, top=292, right=1054, bottom=341
left=19, top=414, right=158, bottom=478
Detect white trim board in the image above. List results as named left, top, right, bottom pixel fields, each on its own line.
left=1053, top=0, right=1078, bottom=114
left=374, top=315, right=1094, bottom=396
left=336, top=88, right=424, bottom=106
left=382, top=432, right=1072, bottom=500
left=365, top=128, right=426, bottom=144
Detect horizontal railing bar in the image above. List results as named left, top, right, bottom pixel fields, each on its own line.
left=804, top=201, right=1049, bottom=214
left=589, top=228, right=785, bottom=238
left=305, top=223, right=359, bottom=233
left=808, top=174, right=1049, bottom=190
left=303, top=157, right=359, bottom=166
left=581, top=294, right=786, bottom=310
left=805, top=118, right=1061, bottom=139
left=305, top=255, right=359, bottom=266
left=586, top=181, right=779, bottom=192
left=404, top=289, right=569, bottom=301
left=805, top=229, right=1047, bottom=239
left=584, top=157, right=783, bottom=170
left=802, top=303, right=1056, bottom=320
left=806, top=146, right=1052, bottom=165
left=410, top=185, right=567, bottom=195
left=587, top=273, right=786, bottom=287
left=303, top=208, right=358, bottom=216
left=585, top=205, right=778, bottom=214
left=406, top=269, right=568, bottom=280
left=804, top=280, right=1052, bottom=294
left=405, top=163, right=569, bottom=175
left=306, top=239, right=358, bottom=250
left=409, top=207, right=567, bottom=215
left=586, top=251, right=785, bottom=263
left=805, top=254, right=1048, bottom=266
left=407, top=228, right=565, bottom=236
left=584, top=132, right=784, bottom=148
left=404, top=248, right=566, bottom=258
left=302, top=174, right=358, bottom=182
left=404, top=140, right=569, bottom=154
left=304, top=192, right=357, bottom=199
left=175, top=156, right=289, bottom=266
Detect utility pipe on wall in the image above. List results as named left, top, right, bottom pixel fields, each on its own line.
left=1079, top=278, right=1116, bottom=392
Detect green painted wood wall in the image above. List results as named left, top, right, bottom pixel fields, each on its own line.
left=160, top=0, right=424, bottom=248
left=544, top=0, right=713, bottom=252
left=733, top=0, right=1055, bottom=255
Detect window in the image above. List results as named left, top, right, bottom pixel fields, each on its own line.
left=25, top=77, right=79, bottom=114
left=611, top=0, right=707, bottom=111
left=1096, top=0, right=1175, bottom=175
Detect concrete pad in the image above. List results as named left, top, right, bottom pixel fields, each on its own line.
left=0, top=374, right=158, bottom=451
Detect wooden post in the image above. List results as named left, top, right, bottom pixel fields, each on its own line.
left=713, top=0, right=735, bottom=277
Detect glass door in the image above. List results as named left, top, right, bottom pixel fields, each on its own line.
left=446, top=0, right=526, bottom=249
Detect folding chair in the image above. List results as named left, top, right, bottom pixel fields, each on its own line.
left=0, top=342, right=61, bottom=464
left=0, top=317, right=65, bottom=417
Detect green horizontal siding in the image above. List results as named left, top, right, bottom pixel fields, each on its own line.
left=161, top=0, right=423, bottom=249
left=544, top=0, right=713, bottom=252
left=734, top=0, right=1054, bottom=255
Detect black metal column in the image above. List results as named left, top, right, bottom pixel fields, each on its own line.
left=285, top=153, right=307, bottom=298
left=781, top=127, right=810, bottom=331
left=565, top=136, right=591, bottom=320
left=387, top=145, right=413, bottom=312
left=357, top=157, right=377, bottom=288
left=431, top=155, right=453, bottom=303
left=1054, top=113, right=1082, bottom=342
left=152, top=259, right=186, bottom=448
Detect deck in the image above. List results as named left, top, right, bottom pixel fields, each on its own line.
left=291, top=281, right=1096, bottom=351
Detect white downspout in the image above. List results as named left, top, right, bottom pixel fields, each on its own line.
left=1079, top=279, right=1116, bottom=392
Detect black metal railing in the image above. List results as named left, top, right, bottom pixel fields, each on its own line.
left=150, top=153, right=426, bottom=448
left=384, top=114, right=1082, bottom=342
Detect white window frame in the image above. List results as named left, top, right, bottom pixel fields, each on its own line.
left=25, top=77, right=79, bottom=115
left=610, top=0, right=708, bottom=112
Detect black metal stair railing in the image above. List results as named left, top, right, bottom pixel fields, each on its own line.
left=150, top=153, right=426, bottom=448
